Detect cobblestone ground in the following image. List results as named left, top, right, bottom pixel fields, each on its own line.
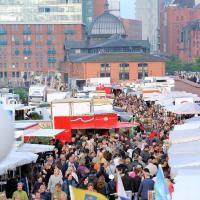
left=174, top=79, right=200, bottom=97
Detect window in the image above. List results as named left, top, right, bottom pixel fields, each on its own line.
left=16, top=72, right=19, bottom=78
left=100, top=63, right=110, bottom=77
left=4, top=72, right=7, bottom=78
left=119, top=63, right=129, bottom=80
left=12, top=72, right=15, bottom=78
left=138, top=63, right=148, bottom=80
left=0, top=72, right=2, bottom=78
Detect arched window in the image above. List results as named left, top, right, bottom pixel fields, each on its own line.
left=100, top=63, right=111, bottom=77
left=138, top=63, right=148, bottom=80
left=119, top=63, right=129, bottom=80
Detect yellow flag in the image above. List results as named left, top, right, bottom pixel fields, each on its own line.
left=69, top=186, right=108, bottom=200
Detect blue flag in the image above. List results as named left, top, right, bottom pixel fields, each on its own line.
left=154, top=165, right=171, bottom=200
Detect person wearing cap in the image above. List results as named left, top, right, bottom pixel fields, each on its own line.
left=138, top=168, right=154, bottom=200
left=12, top=183, right=28, bottom=200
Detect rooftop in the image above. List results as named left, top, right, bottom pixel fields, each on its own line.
left=70, top=53, right=166, bottom=63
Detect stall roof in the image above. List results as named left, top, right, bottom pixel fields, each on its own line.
left=165, top=102, right=200, bottom=115
left=15, top=105, right=36, bottom=111
left=71, top=121, right=138, bottom=129
left=0, top=151, right=38, bottom=175
left=16, top=144, right=55, bottom=154
left=24, top=129, right=65, bottom=137
left=14, top=122, right=38, bottom=130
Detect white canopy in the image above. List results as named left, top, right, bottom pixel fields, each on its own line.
left=14, top=122, right=38, bottom=130
left=184, top=116, right=200, bottom=123
left=169, top=128, right=200, bottom=144
left=169, top=140, right=200, bottom=155
left=173, top=122, right=200, bottom=131
left=169, top=153, right=200, bottom=169
left=0, top=151, right=38, bottom=175
left=24, top=129, right=65, bottom=137
left=16, top=143, right=55, bottom=154
left=165, top=102, right=200, bottom=114
left=172, top=169, right=200, bottom=200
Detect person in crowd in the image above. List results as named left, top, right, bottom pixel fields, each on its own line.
left=12, top=183, right=28, bottom=200
left=33, top=176, right=44, bottom=194
left=138, top=168, right=154, bottom=200
left=96, top=175, right=108, bottom=196
left=47, top=169, right=63, bottom=193
left=52, top=183, right=67, bottom=200
left=39, top=185, right=51, bottom=200
left=62, top=173, right=77, bottom=199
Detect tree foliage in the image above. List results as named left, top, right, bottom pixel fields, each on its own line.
left=29, top=112, right=43, bottom=120
left=14, top=88, right=28, bottom=104
left=166, top=56, right=200, bottom=74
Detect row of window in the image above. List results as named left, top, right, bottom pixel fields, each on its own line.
left=100, top=63, right=148, bottom=80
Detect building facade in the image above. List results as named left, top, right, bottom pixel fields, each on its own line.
left=64, top=53, right=166, bottom=84
left=160, top=3, right=200, bottom=62
left=179, top=20, right=200, bottom=62
left=135, top=0, right=160, bottom=52
left=122, top=19, right=142, bottom=40
left=0, top=0, right=86, bottom=85
left=63, top=9, right=165, bottom=85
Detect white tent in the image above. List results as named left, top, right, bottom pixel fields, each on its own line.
left=169, top=128, right=200, bottom=144
left=173, top=122, right=200, bottom=131
left=0, top=151, right=38, bottom=175
left=172, top=169, right=200, bottom=200
left=165, top=102, right=200, bottom=114
left=169, top=153, right=200, bottom=169
left=184, top=116, right=200, bottom=123
left=16, top=144, right=55, bottom=154
left=24, top=129, right=65, bottom=137
left=169, top=140, right=200, bottom=155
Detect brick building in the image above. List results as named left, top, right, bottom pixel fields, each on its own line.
left=160, top=5, right=192, bottom=57
left=122, top=19, right=142, bottom=40
left=179, top=20, right=200, bottom=62
left=64, top=53, right=166, bottom=85
left=0, top=0, right=85, bottom=86
left=160, top=3, right=200, bottom=62
left=62, top=6, right=165, bottom=87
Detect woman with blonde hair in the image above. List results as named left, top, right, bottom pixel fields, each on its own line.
left=47, top=168, right=63, bottom=193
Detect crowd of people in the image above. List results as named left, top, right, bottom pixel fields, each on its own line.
left=176, top=71, right=200, bottom=84
left=4, top=93, right=180, bottom=200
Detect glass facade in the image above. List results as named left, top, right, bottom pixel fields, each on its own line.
left=0, top=0, right=82, bottom=24
left=82, top=0, right=94, bottom=28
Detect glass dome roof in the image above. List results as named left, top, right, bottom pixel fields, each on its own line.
left=89, top=12, right=126, bottom=36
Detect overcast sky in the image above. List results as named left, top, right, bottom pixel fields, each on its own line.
left=120, top=0, right=135, bottom=19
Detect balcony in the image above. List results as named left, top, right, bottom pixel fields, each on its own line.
left=0, top=40, right=7, bottom=45
left=64, top=29, right=74, bottom=35
left=23, top=40, right=32, bottom=45
left=0, top=29, right=7, bottom=35
left=47, top=40, right=52, bottom=45
left=23, top=29, right=31, bottom=35
left=48, top=49, right=56, bottom=55
left=48, top=57, right=56, bottom=63
left=47, top=30, right=53, bottom=35
left=23, top=49, right=32, bottom=55
left=15, top=50, right=20, bottom=55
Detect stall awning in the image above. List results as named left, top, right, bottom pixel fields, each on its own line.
left=16, top=144, right=55, bottom=154
left=24, top=129, right=65, bottom=137
left=70, top=121, right=138, bottom=129
left=0, top=151, right=38, bottom=175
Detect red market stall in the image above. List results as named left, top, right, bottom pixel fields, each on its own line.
left=54, top=113, right=139, bottom=142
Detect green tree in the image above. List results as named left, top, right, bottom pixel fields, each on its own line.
left=166, top=56, right=183, bottom=75
left=191, top=57, right=200, bottom=71
left=29, top=112, right=43, bottom=120
left=14, top=88, right=28, bottom=104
